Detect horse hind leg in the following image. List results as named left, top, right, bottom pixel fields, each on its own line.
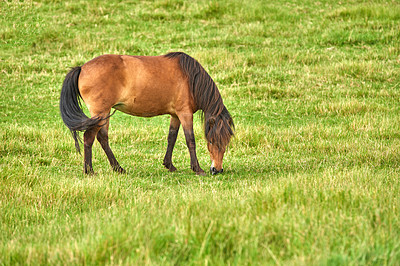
left=163, top=116, right=180, bottom=172
left=83, top=126, right=100, bottom=174
left=96, top=119, right=125, bottom=173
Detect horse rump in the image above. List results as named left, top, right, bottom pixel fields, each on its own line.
left=59, top=66, right=105, bottom=153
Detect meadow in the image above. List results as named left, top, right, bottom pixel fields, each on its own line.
left=1, top=0, right=400, bottom=264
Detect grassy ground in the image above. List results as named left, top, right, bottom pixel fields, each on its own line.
left=1, top=0, right=400, bottom=264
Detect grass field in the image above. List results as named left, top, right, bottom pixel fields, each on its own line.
left=1, top=0, right=400, bottom=264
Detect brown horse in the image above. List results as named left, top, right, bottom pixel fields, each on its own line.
left=59, top=52, right=234, bottom=175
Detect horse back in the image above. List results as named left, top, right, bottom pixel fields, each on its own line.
left=78, top=54, right=195, bottom=117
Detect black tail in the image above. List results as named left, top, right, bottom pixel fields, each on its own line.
left=59, top=66, right=103, bottom=153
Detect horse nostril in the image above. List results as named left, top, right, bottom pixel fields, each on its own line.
left=210, top=167, right=217, bottom=175
left=210, top=167, right=223, bottom=175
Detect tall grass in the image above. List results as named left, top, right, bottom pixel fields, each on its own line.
left=1, top=0, right=400, bottom=264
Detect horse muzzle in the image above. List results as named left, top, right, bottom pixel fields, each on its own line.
left=210, top=167, right=224, bottom=175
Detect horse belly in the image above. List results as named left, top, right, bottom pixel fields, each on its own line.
left=114, top=90, right=176, bottom=117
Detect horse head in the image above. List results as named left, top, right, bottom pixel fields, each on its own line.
left=205, top=109, right=234, bottom=175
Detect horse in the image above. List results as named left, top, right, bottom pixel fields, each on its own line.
left=59, top=52, right=234, bottom=175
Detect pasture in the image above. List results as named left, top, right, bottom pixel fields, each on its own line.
left=1, top=0, right=400, bottom=264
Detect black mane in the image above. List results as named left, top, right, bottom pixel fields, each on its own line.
left=165, top=52, right=234, bottom=149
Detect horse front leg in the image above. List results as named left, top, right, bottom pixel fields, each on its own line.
left=163, top=115, right=181, bottom=172
left=178, top=113, right=205, bottom=176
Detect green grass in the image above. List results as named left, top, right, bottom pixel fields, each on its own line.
left=1, top=0, right=400, bottom=264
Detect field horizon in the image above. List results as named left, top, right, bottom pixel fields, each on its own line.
left=1, top=0, right=400, bottom=265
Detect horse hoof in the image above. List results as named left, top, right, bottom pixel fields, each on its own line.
left=84, top=168, right=95, bottom=175
left=196, top=170, right=206, bottom=176
left=118, top=167, right=126, bottom=174
left=113, top=166, right=126, bottom=174
left=85, top=171, right=96, bottom=176
left=168, top=166, right=177, bottom=172
left=163, top=162, right=177, bottom=172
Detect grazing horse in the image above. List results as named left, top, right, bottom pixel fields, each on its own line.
left=59, top=52, right=234, bottom=175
